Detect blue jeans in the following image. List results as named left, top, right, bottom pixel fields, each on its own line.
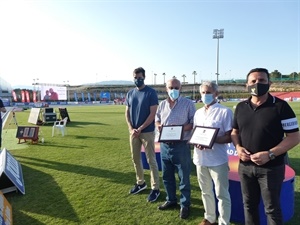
left=238, top=163, right=285, bottom=225
left=160, top=141, right=191, bottom=208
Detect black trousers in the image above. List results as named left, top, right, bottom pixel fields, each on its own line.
left=238, top=163, right=285, bottom=225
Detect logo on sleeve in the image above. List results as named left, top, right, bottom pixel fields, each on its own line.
left=281, top=118, right=299, bottom=130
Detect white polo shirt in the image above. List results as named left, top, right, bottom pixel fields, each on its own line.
left=193, top=103, right=233, bottom=167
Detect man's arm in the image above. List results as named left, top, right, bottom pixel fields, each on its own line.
left=231, top=128, right=251, bottom=161
left=125, top=106, right=133, bottom=131
left=269, top=131, right=300, bottom=156
left=215, top=130, right=232, bottom=144
left=137, top=105, right=157, bottom=132
left=183, top=123, right=193, bottom=131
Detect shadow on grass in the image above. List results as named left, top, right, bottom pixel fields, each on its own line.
left=5, top=164, right=80, bottom=224
left=12, top=210, right=46, bottom=225
left=15, top=155, right=135, bottom=186
left=71, top=135, right=120, bottom=140
left=6, top=156, right=136, bottom=224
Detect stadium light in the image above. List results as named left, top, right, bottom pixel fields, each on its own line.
left=213, top=29, right=224, bottom=85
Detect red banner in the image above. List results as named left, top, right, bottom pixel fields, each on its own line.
left=33, top=91, right=37, bottom=102
left=25, top=91, right=30, bottom=103
left=21, top=91, right=25, bottom=102
left=12, top=90, right=17, bottom=102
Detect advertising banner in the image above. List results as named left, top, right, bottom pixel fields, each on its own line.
left=100, top=92, right=110, bottom=100
left=40, top=86, right=67, bottom=101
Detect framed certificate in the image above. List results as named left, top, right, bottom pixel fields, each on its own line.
left=158, top=125, right=183, bottom=142
left=188, top=126, right=219, bottom=148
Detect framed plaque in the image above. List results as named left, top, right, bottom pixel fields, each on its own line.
left=158, top=125, right=183, bottom=142
left=188, top=126, right=219, bottom=149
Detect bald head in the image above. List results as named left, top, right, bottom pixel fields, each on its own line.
left=166, top=78, right=181, bottom=91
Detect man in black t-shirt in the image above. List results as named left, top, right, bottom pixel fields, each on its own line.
left=231, top=68, right=300, bottom=225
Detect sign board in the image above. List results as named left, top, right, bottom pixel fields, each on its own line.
left=40, top=86, right=67, bottom=101
left=0, top=149, right=25, bottom=194
left=0, top=191, right=13, bottom=225
left=28, top=108, right=41, bottom=125
left=16, top=126, right=39, bottom=144
left=58, top=108, right=70, bottom=122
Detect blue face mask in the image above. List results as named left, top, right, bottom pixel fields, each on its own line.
left=134, top=78, right=144, bottom=88
left=168, top=89, right=180, bottom=101
left=201, top=94, right=215, bottom=105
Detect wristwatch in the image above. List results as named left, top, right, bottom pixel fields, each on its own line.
left=268, top=151, right=276, bottom=160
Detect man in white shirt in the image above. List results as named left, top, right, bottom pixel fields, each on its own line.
left=193, top=81, right=232, bottom=225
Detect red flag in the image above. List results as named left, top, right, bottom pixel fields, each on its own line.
left=25, top=91, right=30, bottom=103
left=12, top=90, right=17, bottom=102
left=33, top=91, right=37, bottom=102
left=21, top=90, right=25, bottom=102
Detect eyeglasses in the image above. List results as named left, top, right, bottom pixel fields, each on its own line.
left=168, top=87, right=179, bottom=90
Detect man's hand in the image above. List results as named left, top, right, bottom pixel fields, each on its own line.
left=250, top=151, right=270, bottom=166
left=129, top=128, right=141, bottom=138
left=194, top=144, right=206, bottom=150
left=236, top=146, right=251, bottom=162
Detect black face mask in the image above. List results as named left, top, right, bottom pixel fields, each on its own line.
left=134, top=78, right=144, bottom=88
left=248, top=83, right=270, bottom=96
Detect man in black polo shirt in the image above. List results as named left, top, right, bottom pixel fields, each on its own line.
left=231, top=68, right=300, bottom=225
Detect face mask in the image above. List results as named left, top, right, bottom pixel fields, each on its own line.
left=248, top=83, right=269, bottom=96
left=168, top=89, right=180, bottom=101
left=201, top=94, right=215, bottom=105
left=134, top=78, right=144, bottom=88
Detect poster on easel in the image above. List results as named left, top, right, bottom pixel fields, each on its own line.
left=58, top=108, right=70, bottom=122
left=0, top=148, right=25, bottom=195
left=0, top=190, right=13, bottom=225
left=16, top=126, right=39, bottom=144
left=28, top=108, right=41, bottom=125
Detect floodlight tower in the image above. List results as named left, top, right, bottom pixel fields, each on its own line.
left=213, top=29, right=224, bottom=85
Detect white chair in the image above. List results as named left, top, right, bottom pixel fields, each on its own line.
left=52, top=117, right=68, bottom=137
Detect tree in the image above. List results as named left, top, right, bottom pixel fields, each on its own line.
left=182, top=74, right=186, bottom=83
left=162, top=73, right=166, bottom=84
left=270, top=70, right=281, bottom=80
left=289, top=72, right=298, bottom=80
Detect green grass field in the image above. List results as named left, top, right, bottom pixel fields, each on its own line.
left=2, top=102, right=300, bottom=225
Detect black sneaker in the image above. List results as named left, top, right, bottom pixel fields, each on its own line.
left=147, top=189, right=160, bottom=202
left=129, top=182, right=147, bottom=194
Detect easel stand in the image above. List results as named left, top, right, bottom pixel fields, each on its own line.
left=16, top=126, right=40, bottom=145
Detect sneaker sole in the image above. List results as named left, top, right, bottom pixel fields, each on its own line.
left=129, top=185, right=147, bottom=194
left=147, top=192, right=160, bottom=202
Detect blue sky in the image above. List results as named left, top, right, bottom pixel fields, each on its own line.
left=0, top=0, right=299, bottom=87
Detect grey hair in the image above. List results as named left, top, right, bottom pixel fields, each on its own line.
left=199, top=81, right=218, bottom=92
